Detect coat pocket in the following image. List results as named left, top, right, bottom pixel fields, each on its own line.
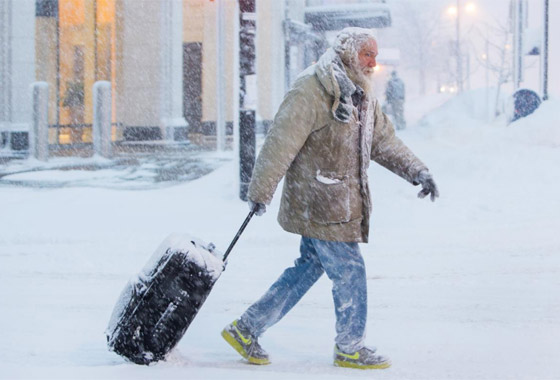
left=308, top=171, right=351, bottom=224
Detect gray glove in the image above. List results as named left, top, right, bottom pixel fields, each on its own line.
left=248, top=200, right=266, bottom=216
left=415, top=170, right=439, bottom=202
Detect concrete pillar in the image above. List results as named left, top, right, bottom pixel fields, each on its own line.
left=0, top=1, right=11, bottom=129
left=116, top=0, right=186, bottom=142
left=160, top=0, right=187, bottom=141
left=31, top=82, right=49, bottom=161
left=1, top=0, right=35, bottom=151
left=201, top=1, right=236, bottom=141
left=115, top=0, right=158, bottom=136
left=35, top=0, right=58, bottom=128
left=256, top=0, right=287, bottom=126
left=93, top=81, right=112, bottom=157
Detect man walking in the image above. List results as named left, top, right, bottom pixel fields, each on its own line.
left=222, top=27, right=438, bottom=369
left=385, top=70, right=406, bottom=130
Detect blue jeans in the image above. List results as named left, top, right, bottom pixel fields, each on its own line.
left=239, top=236, right=367, bottom=353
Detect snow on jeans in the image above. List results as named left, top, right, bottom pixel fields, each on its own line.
left=239, top=236, right=367, bottom=353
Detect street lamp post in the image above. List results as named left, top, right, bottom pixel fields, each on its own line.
left=512, top=0, right=524, bottom=90
left=456, top=0, right=463, bottom=93
left=485, top=26, right=490, bottom=120
left=449, top=1, right=477, bottom=93
left=542, top=0, right=549, bottom=100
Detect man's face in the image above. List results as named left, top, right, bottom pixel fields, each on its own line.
left=357, top=39, right=378, bottom=76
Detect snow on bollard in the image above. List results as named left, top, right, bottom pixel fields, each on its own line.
left=93, top=81, right=112, bottom=158
left=31, top=82, right=49, bottom=161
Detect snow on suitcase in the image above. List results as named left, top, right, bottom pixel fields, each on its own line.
left=105, top=233, right=225, bottom=365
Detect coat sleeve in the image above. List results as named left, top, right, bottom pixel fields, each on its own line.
left=370, top=100, right=428, bottom=184
left=247, top=86, right=318, bottom=205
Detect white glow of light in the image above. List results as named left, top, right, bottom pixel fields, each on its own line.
left=447, top=6, right=458, bottom=16
left=465, top=2, right=476, bottom=13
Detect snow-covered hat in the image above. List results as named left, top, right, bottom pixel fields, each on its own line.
left=333, top=27, right=377, bottom=67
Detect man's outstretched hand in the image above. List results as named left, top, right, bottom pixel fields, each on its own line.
left=415, top=170, right=439, bottom=202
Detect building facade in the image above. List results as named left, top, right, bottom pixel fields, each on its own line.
left=0, top=0, right=36, bottom=151
left=0, top=0, right=392, bottom=154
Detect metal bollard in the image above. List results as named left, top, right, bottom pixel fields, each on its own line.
left=31, top=82, right=49, bottom=161
left=93, top=81, right=112, bottom=158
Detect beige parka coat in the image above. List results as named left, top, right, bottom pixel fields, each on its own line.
left=247, top=48, right=428, bottom=243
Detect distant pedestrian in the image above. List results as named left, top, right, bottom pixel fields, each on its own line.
left=221, top=27, right=438, bottom=370
left=385, top=70, right=406, bottom=130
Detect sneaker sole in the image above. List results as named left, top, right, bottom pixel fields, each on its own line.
left=221, top=329, right=271, bottom=365
left=334, top=359, right=391, bottom=370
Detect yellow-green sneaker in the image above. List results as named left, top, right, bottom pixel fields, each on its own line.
left=221, top=320, right=270, bottom=365
left=334, top=345, right=391, bottom=369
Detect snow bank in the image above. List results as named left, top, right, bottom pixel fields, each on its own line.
left=418, top=88, right=502, bottom=127
left=506, top=97, right=560, bottom=148
left=415, top=89, right=560, bottom=149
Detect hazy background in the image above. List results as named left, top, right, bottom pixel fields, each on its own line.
left=376, top=0, right=558, bottom=101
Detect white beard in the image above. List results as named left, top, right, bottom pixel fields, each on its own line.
left=347, top=64, right=375, bottom=96
left=356, top=67, right=375, bottom=95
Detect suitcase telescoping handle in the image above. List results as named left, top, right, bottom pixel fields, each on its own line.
left=222, top=209, right=256, bottom=262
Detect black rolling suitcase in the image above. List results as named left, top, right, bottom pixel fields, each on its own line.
left=106, top=211, right=254, bottom=365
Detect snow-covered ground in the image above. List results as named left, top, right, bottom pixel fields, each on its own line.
left=1, top=92, right=559, bottom=379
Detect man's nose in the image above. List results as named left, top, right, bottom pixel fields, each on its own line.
left=369, top=58, right=377, bottom=68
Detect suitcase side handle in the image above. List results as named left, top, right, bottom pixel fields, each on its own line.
left=222, top=209, right=255, bottom=263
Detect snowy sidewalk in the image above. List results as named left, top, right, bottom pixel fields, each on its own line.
left=0, top=150, right=231, bottom=189
left=1, top=93, right=559, bottom=379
